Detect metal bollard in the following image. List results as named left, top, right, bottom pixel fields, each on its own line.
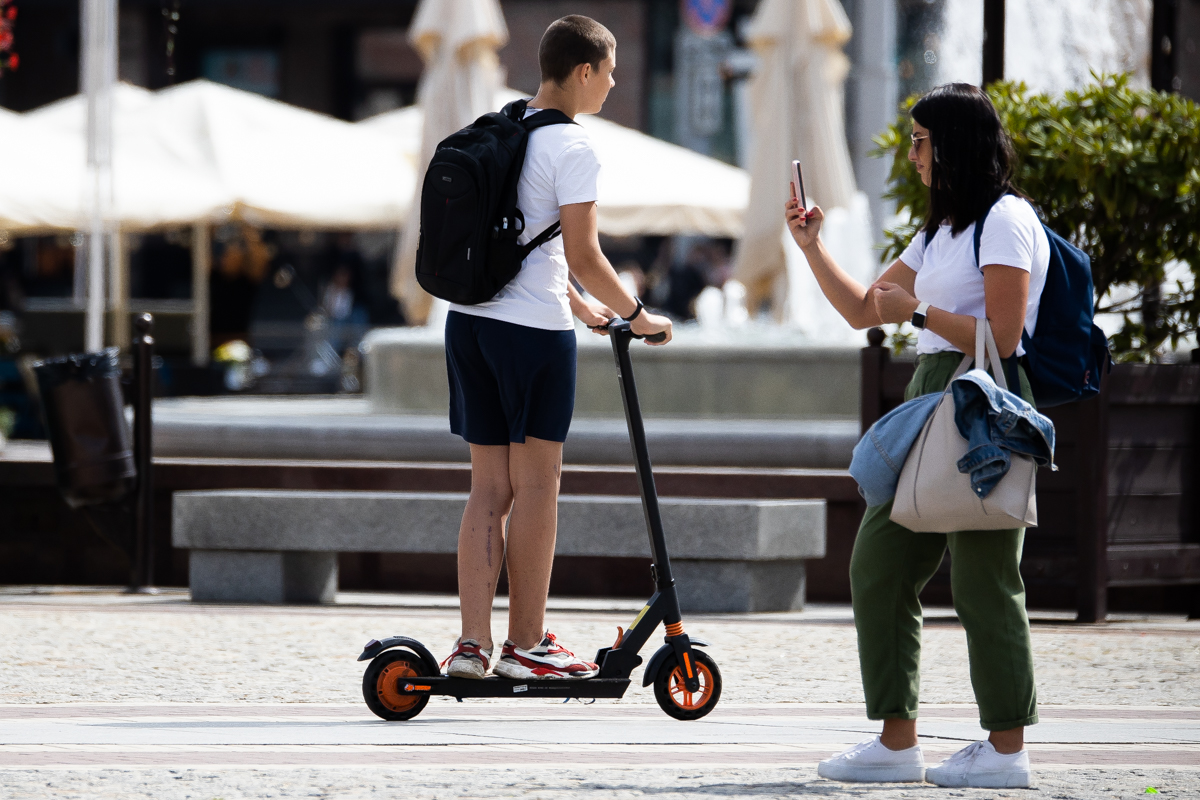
left=131, top=313, right=156, bottom=591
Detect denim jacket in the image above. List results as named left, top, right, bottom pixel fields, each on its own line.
left=849, top=392, right=941, bottom=507
left=951, top=369, right=1056, bottom=498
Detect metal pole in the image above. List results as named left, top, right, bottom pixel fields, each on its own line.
left=191, top=224, right=211, bottom=366
left=81, top=0, right=117, bottom=352
left=132, top=313, right=156, bottom=590
left=982, top=0, right=1006, bottom=86
left=108, top=230, right=129, bottom=349
left=1151, top=0, right=1179, bottom=92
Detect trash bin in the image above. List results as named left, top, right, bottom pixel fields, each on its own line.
left=33, top=348, right=136, bottom=508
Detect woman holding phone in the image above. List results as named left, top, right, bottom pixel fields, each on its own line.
left=786, top=83, right=1048, bottom=789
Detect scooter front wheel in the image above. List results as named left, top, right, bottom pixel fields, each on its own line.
left=363, top=650, right=432, bottom=721
left=653, top=649, right=722, bottom=720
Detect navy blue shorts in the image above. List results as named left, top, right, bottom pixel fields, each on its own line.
left=445, top=310, right=577, bottom=445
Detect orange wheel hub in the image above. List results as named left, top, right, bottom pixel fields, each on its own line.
left=376, top=660, right=421, bottom=713
left=667, top=661, right=715, bottom=711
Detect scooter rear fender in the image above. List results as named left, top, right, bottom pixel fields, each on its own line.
left=357, top=636, right=440, bottom=676
left=641, top=637, right=710, bottom=687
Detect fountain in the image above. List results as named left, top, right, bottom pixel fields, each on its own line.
left=362, top=317, right=861, bottom=423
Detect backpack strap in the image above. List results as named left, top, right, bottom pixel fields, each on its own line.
left=973, top=191, right=1034, bottom=375
left=502, top=99, right=577, bottom=261
left=516, top=221, right=563, bottom=261
left=502, top=99, right=577, bottom=131
left=972, top=193, right=1005, bottom=268
left=523, top=108, right=576, bottom=130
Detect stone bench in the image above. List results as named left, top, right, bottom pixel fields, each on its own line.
left=173, top=490, right=826, bottom=613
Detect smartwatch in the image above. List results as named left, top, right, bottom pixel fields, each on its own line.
left=911, top=301, right=931, bottom=330
left=624, top=297, right=645, bottom=322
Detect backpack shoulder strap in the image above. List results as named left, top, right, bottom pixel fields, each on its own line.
left=505, top=101, right=577, bottom=261
left=522, top=108, right=577, bottom=130
left=973, top=193, right=1006, bottom=268
left=516, top=221, right=563, bottom=261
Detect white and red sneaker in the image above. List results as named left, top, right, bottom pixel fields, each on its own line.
left=492, top=631, right=599, bottom=680
left=441, top=638, right=492, bottom=680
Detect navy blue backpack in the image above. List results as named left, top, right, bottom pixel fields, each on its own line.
left=925, top=198, right=1111, bottom=407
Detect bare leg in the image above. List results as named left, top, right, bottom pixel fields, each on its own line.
left=504, top=436, right=563, bottom=650
left=988, top=727, right=1025, bottom=754
left=457, top=444, right=513, bottom=650
left=880, top=719, right=919, bottom=751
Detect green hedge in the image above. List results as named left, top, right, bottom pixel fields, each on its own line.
left=872, top=75, right=1200, bottom=361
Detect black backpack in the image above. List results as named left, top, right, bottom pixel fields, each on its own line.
left=415, top=99, right=575, bottom=304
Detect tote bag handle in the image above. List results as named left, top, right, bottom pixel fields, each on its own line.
left=949, top=318, right=1008, bottom=391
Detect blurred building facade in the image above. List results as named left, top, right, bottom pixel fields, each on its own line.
left=4, top=0, right=1196, bottom=200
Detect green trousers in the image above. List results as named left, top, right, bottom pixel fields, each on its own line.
left=850, top=351, right=1039, bottom=731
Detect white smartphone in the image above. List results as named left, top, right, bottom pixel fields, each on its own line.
left=791, top=159, right=807, bottom=210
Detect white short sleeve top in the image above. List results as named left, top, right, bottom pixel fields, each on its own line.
left=899, top=194, right=1050, bottom=356
left=449, top=109, right=600, bottom=331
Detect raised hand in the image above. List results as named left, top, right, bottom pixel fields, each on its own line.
left=785, top=188, right=823, bottom=250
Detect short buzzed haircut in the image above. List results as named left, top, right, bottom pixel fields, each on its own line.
left=538, top=15, right=615, bottom=85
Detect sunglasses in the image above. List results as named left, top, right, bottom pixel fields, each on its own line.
left=910, top=133, right=929, bottom=147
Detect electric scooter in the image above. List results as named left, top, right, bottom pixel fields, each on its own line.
left=357, top=319, right=722, bottom=722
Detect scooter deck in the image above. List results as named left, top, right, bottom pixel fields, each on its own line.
left=394, top=675, right=631, bottom=700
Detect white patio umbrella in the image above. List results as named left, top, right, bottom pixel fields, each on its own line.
left=24, top=82, right=233, bottom=232
left=19, top=80, right=417, bottom=232
left=0, top=108, right=81, bottom=234
left=15, top=80, right=418, bottom=360
left=733, top=0, right=875, bottom=337
left=154, top=80, right=417, bottom=229
left=361, top=89, right=749, bottom=239
left=390, top=0, right=509, bottom=323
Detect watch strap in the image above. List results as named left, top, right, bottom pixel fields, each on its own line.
left=624, top=297, right=644, bottom=322
left=911, top=301, right=931, bottom=329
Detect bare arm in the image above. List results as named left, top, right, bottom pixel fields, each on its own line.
left=560, top=201, right=672, bottom=344
left=786, top=195, right=914, bottom=329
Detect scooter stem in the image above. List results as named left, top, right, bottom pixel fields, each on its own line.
left=608, top=320, right=676, bottom=592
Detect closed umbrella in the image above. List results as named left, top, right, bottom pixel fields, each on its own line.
left=732, top=0, right=873, bottom=335
left=390, top=0, right=509, bottom=323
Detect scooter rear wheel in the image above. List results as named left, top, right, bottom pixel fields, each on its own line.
left=653, top=649, right=722, bottom=720
left=363, top=650, right=432, bottom=721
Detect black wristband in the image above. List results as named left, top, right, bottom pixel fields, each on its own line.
left=624, top=297, right=644, bottom=322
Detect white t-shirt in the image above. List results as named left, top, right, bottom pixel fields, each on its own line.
left=449, top=108, right=600, bottom=331
left=899, top=195, right=1050, bottom=356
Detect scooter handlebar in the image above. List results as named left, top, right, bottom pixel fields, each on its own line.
left=593, top=318, right=668, bottom=343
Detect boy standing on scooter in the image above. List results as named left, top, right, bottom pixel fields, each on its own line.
left=442, top=15, right=673, bottom=680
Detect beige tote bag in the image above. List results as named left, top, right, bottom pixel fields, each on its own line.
left=889, top=318, right=1038, bottom=533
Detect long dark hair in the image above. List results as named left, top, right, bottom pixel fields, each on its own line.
left=911, top=83, right=1020, bottom=237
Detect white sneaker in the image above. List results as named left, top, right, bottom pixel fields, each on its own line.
left=441, top=638, right=492, bottom=680
left=925, top=740, right=1032, bottom=788
left=817, top=736, right=925, bottom=783
left=492, top=631, right=599, bottom=680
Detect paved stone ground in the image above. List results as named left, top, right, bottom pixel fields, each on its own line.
left=0, top=588, right=1196, bottom=799
left=2, top=766, right=1198, bottom=800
